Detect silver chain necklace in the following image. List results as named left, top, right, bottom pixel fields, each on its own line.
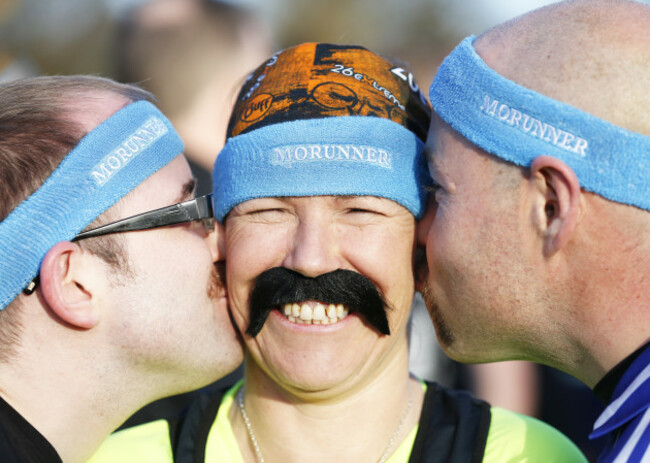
left=236, top=383, right=414, bottom=463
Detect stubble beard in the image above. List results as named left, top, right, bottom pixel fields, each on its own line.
left=207, top=262, right=226, bottom=301
left=421, top=280, right=455, bottom=348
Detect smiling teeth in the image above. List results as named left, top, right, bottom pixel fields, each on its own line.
left=282, top=303, right=349, bottom=324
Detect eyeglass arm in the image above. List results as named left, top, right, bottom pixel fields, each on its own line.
left=73, top=195, right=213, bottom=241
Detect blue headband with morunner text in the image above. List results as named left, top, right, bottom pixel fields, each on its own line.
left=430, top=36, right=650, bottom=211
left=0, top=100, right=184, bottom=310
left=213, top=42, right=432, bottom=222
left=214, top=116, right=428, bottom=221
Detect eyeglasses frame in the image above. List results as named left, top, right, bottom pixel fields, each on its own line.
left=23, top=194, right=214, bottom=295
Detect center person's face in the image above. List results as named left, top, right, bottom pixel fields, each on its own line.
left=225, top=195, right=416, bottom=395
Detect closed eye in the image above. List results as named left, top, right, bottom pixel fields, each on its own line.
left=424, top=183, right=441, bottom=194
left=243, top=208, right=294, bottom=223
left=347, top=207, right=385, bottom=216
left=247, top=208, right=286, bottom=216
left=424, top=182, right=443, bottom=202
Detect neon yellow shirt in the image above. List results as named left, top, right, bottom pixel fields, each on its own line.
left=88, top=382, right=587, bottom=462
left=197, top=383, right=417, bottom=463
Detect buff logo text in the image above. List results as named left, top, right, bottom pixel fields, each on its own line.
left=90, top=117, right=168, bottom=186
left=241, top=93, right=273, bottom=122
left=271, top=144, right=391, bottom=168
left=480, top=95, right=589, bottom=157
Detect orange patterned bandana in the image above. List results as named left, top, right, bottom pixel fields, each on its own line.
left=226, top=42, right=431, bottom=141
left=213, top=42, right=432, bottom=221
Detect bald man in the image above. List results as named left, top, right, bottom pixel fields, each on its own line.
left=418, top=0, right=650, bottom=461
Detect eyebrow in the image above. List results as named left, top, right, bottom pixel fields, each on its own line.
left=177, top=178, right=197, bottom=203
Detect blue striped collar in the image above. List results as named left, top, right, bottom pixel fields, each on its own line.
left=592, top=344, right=650, bottom=438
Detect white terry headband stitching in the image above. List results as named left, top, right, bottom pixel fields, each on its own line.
left=430, top=36, right=650, bottom=211
left=212, top=116, right=430, bottom=222
left=0, top=101, right=183, bottom=309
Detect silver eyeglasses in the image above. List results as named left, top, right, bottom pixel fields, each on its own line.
left=23, top=194, right=214, bottom=295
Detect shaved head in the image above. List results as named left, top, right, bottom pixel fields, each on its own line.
left=419, top=3, right=650, bottom=462
left=421, top=0, right=650, bottom=387
left=474, top=0, right=650, bottom=135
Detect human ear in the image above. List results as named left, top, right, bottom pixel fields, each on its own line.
left=414, top=197, right=436, bottom=292
left=39, top=241, right=99, bottom=329
left=529, top=156, right=582, bottom=256
left=416, top=196, right=436, bottom=249
left=207, top=221, right=226, bottom=264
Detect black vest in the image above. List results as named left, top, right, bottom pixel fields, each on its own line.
left=170, top=381, right=491, bottom=463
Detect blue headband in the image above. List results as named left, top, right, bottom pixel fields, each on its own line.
left=0, top=101, right=183, bottom=310
left=213, top=116, right=430, bottom=222
left=430, top=36, right=650, bottom=211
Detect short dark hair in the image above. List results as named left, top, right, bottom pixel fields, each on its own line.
left=0, top=75, right=154, bottom=360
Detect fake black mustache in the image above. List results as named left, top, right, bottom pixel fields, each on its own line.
left=246, top=267, right=391, bottom=337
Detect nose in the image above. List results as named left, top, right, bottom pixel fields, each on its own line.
left=282, top=211, right=341, bottom=278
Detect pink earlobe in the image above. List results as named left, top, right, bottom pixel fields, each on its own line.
left=530, top=156, right=582, bottom=255
left=40, top=242, right=77, bottom=307
left=39, top=242, right=98, bottom=329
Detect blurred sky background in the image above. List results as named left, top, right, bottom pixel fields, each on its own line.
left=2, top=0, right=649, bottom=97
left=1, top=0, right=650, bottom=90
left=0, top=0, right=622, bottom=92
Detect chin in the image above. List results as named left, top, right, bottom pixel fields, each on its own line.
left=441, top=337, right=502, bottom=364
left=258, top=350, right=364, bottom=396
left=273, top=370, right=358, bottom=397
